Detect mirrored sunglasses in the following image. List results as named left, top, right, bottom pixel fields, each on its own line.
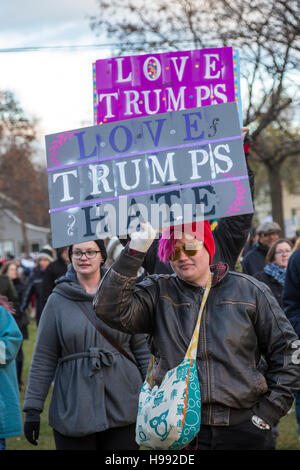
left=168, top=241, right=204, bottom=262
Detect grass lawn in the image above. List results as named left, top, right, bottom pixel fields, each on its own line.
left=5, top=318, right=300, bottom=451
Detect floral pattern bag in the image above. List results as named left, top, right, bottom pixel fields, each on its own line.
left=136, top=275, right=211, bottom=450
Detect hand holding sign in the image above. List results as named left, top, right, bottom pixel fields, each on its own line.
left=129, top=222, right=157, bottom=253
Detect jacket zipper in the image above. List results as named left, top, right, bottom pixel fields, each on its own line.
left=201, top=304, right=212, bottom=424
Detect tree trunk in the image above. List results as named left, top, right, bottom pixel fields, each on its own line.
left=266, top=163, right=285, bottom=237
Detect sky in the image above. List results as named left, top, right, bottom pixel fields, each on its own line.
left=0, top=0, right=111, bottom=165
left=1, top=1, right=299, bottom=168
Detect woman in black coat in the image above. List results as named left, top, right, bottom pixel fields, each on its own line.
left=20, top=249, right=53, bottom=326
left=253, top=238, right=293, bottom=448
left=253, top=238, right=293, bottom=308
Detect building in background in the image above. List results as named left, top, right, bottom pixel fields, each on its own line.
left=0, top=209, right=50, bottom=258
left=254, top=183, right=300, bottom=239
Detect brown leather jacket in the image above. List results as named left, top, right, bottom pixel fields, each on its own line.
left=94, top=245, right=300, bottom=427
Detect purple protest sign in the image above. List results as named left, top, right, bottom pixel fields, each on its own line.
left=93, top=47, right=242, bottom=126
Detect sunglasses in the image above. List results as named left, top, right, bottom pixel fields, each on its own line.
left=168, top=241, right=204, bottom=261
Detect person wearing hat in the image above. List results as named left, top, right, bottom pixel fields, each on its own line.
left=93, top=221, right=300, bottom=450
left=20, top=247, right=54, bottom=326
left=23, top=239, right=150, bottom=450
left=241, top=221, right=281, bottom=276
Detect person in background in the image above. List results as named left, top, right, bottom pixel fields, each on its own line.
left=0, top=294, right=23, bottom=450
left=0, top=261, right=28, bottom=389
left=94, top=221, right=300, bottom=450
left=40, top=246, right=69, bottom=311
left=241, top=226, right=258, bottom=259
left=242, top=221, right=281, bottom=276
left=0, top=265, right=18, bottom=306
left=252, top=238, right=293, bottom=448
left=23, top=239, right=150, bottom=451
left=20, top=247, right=53, bottom=326
left=292, top=237, right=300, bottom=252
left=253, top=239, right=293, bottom=308
left=282, top=245, right=300, bottom=445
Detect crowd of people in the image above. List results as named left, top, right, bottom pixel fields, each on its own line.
left=0, top=210, right=300, bottom=450
left=0, top=133, right=299, bottom=451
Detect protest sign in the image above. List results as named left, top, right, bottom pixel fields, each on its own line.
left=46, top=102, right=253, bottom=248
left=93, top=47, right=242, bottom=126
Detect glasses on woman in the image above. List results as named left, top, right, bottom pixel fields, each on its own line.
left=275, top=249, right=291, bottom=256
left=71, top=250, right=101, bottom=259
left=168, top=241, right=204, bottom=261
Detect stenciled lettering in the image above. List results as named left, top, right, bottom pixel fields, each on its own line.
left=203, top=53, right=221, bottom=79
left=166, top=86, right=186, bottom=112
left=88, top=164, right=113, bottom=196
left=109, top=125, right=133, bottom=153
left=191, top=186, right=216, bottom=216
left=182, top=112, right=205, bottom=142
left=115, top=57, right=132, bottom=83
left=124, top=90, right=142, bottom=116
left=143, top=118, right=166, bottom=147
left=53, top=170, right=78, bottom=202
left=98, top=93, right=118, bottom=119
left=115, top=159, right=141, bottom=191
left=148, top=152, right=177, bottom=185
left=170, top=56, right=189, bottom=82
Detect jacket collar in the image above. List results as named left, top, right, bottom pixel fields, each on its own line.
left=210, top=263, right=229, bottom=286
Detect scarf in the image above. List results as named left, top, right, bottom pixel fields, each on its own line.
left=264, top=262, right=286, bottom=286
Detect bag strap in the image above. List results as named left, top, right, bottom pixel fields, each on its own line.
left=77, top=301, right=139, bottom=368
left=145, top=273, right=212, bottom=387
left=186, top=273, right=212, bottom=361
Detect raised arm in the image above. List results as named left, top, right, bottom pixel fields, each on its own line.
left=94, top=223, right=159, bottom=334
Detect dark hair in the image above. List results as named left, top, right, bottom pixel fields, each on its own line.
left=266, top=238, right=293, bottom=265
left=68, top=240, right=107, bottom=266
left=0, top=260, right=18, bottom=277
left=56, top=246, right=69, bottom=258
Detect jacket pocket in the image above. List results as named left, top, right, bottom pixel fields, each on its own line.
left=219, top=300, right=256, bottom=308
left=159, top=295, right=192, bottom=308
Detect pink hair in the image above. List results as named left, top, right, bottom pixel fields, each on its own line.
left=158, top=221, right=215, bottom=264
left=158, top=229, right=177, bottom=263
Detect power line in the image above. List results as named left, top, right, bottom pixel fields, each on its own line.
left=0, top=40, right=195, bottom=54
left=0, top=44, right=117, bottom=53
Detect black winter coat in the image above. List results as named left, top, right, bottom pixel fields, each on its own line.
left=13, top=278, right=29, bottom=339
left=20, top=268, right=45, bottom=325
left=282, top=248, right=300, bottom=338
left=0, top=274, right=18, bottom=304
left=241, top=242, right=268, bottom=276
left=252, top=270, right=283, bottom=308
left=40, top=257, right=68, bottom=311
